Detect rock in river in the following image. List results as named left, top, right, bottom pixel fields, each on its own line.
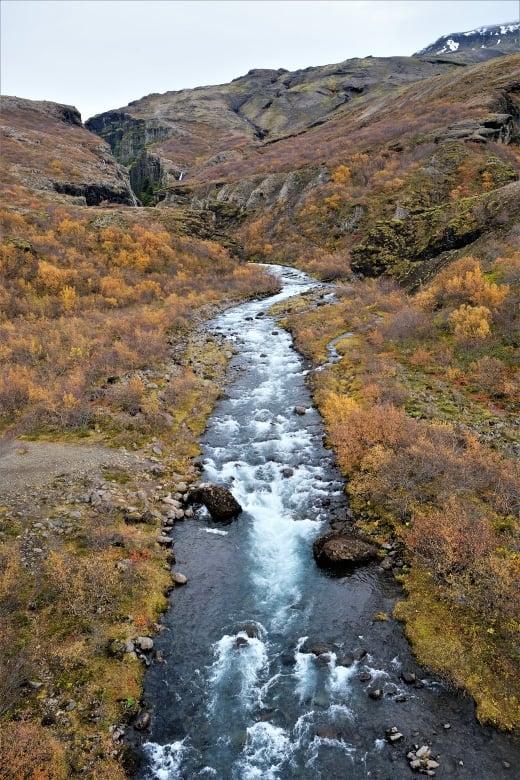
left=313, top=530, right=380, bottom=571
left=187, top=482, right=242, bottom=522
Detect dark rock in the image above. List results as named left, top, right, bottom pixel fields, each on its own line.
left=354, top=648, right=368, bottom=661
left=53, top=181, right=135, bottom=206
left=309, top=645, right=331, bottom=656
left=156, top=534, right=172, bottom=546
left=401, top=670, right=417, bottom=684
left=280, top=651, right=295, bottom=667
left=108, top=534, right=126, bottom=547
left=134, top=711, right=151, bottom=731
left=236, top=636, right=249, bottom=649
left=120, top=746, right=142, bottom=776
left=241, top=623, right=259, bottom=638
left=294, top=406, right=306, bottom=415
left=313, top=531, right=380, bottom=571
left=358, top=671, right=372, bottom=682
left=125, top=509, right=155, bottom=525
left=187, top=482, right=242, bottom=521
left=369, top=688, right=383, bottom=700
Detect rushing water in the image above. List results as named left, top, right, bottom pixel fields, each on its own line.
left=135, top=266, right=519, bottom=779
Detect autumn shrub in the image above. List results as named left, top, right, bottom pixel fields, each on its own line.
left=469, top=355, right=509, bottom=397
left=0, top=719, right=68, bottom=780
left=161, top=367, right=200, bottom=410
left=417, top=256, right=509, bottom=311
left=0, top=548, right=36, bottom=716
left=40, top=550, right=125, bottom=626
left=104, top=377, right=145, bottom=415
left=403, top=497, right=495, bottom=583
left=373, top=302, right=432, bottom=344
left=0, top=366, right=33, bottom=416
left=319, top=394, right=414, bottom=474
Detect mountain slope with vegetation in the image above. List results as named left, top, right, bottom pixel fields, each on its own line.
left=1, top=21, right=519, bottom=778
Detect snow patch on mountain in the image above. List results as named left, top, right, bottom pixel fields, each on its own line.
left=414, top=21, right=519, bottom=57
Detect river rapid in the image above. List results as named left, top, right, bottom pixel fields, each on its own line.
left=135, top=266, right=519, bottom=779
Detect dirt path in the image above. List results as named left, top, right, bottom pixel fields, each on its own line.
left=0, top=438, right=142, bottom=496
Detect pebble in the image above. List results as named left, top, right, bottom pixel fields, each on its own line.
left=386, top=727, right=404, bottom=743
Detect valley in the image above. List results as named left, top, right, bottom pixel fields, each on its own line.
left=0, top=21, right=519, bottom=778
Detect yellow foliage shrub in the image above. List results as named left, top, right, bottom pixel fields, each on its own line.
left=449, top=304, right=492, bottom=340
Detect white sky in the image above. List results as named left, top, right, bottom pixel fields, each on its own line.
left=1, top=0, right=518, bottom=122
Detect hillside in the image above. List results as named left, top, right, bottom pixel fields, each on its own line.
left=1, top=20, right=520, bottom=779
left=86, top=51, right=520, bottom=286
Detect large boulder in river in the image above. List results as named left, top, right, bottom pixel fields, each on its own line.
left=187, top=482, right=242, bottom=522
left=313, top=531, right=380, bottom=571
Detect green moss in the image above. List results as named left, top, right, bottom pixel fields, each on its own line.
left=351, top=188, right=504, bottom=284
left=394, top=565, right=520, bottom=731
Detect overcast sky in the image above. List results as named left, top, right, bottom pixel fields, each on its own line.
left=1, top=0, right=518, bottom=122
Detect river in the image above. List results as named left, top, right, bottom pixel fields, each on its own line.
left=135, top=266, right=519, bottom=779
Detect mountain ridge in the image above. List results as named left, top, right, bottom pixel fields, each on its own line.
left=415, top=20, right=520, bottom=61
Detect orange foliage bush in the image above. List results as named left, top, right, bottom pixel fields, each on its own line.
left=0, top=720, right=68, bottom=780
left=0, top=199, right=276, bottom=435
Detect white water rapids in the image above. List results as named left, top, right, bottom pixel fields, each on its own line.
left=135, top=266, right=520, bottom=779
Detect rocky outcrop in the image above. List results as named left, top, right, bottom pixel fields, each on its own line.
left=187, top=482, right=242, bottom=521
left=161, top=166, right=329, bottom=212
left=351, top=180, right=520, bottom=285
left=313, top=530, right=380, bottom=571
left=0, top=96, right=136, bottom=206
left=85, top=111, right=170, bottom=166
left=432, top=114, right=519, bottom=145
left=53, top=181, right=135, bottom=206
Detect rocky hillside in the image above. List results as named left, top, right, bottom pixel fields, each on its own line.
left=83, top=38, right=519, bottom=287
left=85, top=56, right=456, bottom=200
left=0, top=96, right=136, bottom=206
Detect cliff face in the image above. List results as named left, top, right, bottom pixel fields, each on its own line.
left=0, top=96, right=136, bottom=206
left=85, top=56, right=459, bottom=204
